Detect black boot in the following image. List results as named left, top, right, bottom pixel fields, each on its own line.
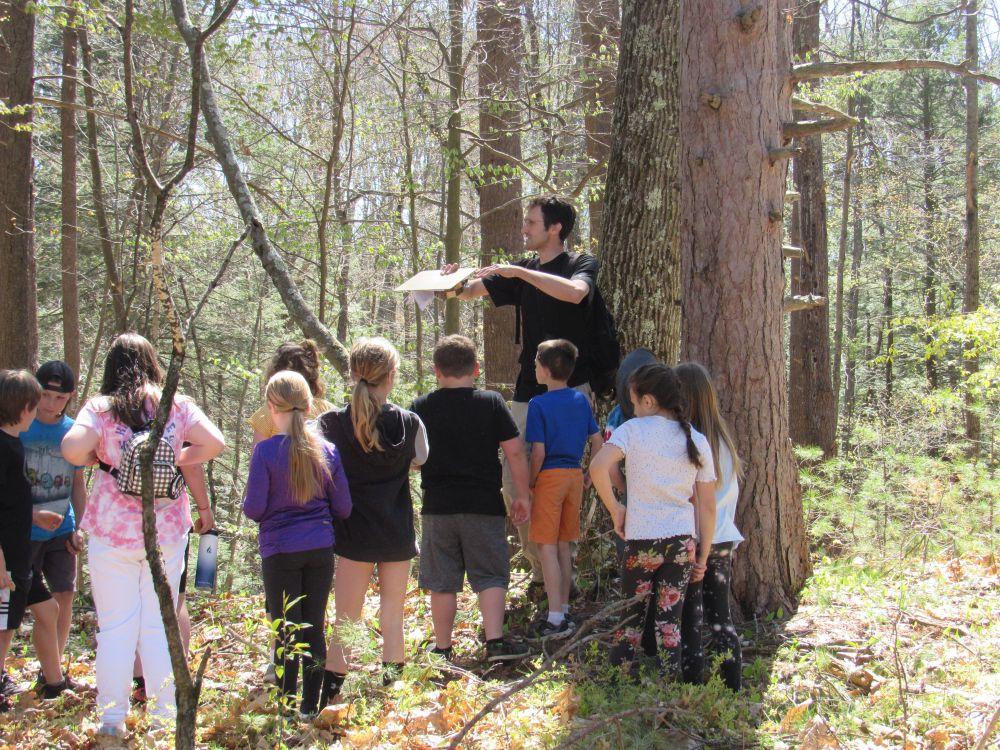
left=319, top=670, right=346, bottom=710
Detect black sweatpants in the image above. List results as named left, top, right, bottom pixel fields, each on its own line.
left=261, top=545, right=334, bottom=712
left=680, top=542, right=741, bottom=690
left=611, top=536, right=695, bottom=676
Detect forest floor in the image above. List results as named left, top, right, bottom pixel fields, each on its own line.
left=0, top=450, right=997, bottom=749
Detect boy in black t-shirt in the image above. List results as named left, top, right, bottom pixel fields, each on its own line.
left=411, top=336, right=531, bottom=663
left=0, top=370, right=72, bottom=711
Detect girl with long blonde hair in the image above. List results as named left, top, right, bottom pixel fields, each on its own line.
left=243, top=370, right=352, bottom=715
left=317, top=338, right=428, bottom=707
left=675, top=362, right=743, bottom=691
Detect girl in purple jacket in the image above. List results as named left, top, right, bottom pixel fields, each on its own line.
left=243, top=370, right=352, bottom=716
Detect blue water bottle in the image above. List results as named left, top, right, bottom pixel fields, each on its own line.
left=194, top=530, right=219, bottom=591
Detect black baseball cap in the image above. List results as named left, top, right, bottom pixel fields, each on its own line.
left=35, top=361, right=76, bottom=393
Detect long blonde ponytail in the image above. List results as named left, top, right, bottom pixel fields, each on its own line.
left=349, top=337, right=400, bottom=453
left=266, top=370, right=332, bottom=503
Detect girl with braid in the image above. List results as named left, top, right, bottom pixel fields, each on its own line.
left=317, top=338, right=428, bottom=707
left=589, top=364, right=717, bottom=676
left=675, top=362, right=744, bottom=690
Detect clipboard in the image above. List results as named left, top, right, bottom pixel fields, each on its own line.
left=394, top=268, right=476, bottom=293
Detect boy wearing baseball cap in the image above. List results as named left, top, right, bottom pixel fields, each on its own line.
left=21, top=362, right=87, bottom=668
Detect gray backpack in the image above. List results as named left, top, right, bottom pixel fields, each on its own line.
left=99, top=421, right=185, bottom=499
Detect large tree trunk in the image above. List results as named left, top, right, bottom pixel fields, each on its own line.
left=680, top=0, right=809, bottom=615
left=443, top=0, right=463, bottom=335
left=0, top=0, right=39, bottom=370
left=575, top=0, right=619, bottom=249
left=599, top=0, right=681, bottom=364
left=477, top=0, right=523, bottom=394
left=61, top=18, right=81, bottom=376
left=788, top=0, right=835, bottom=457
left=963, top=0, right=980, bottom=451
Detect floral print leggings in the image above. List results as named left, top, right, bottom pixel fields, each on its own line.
left=611, top=535, right=695, bottom=673
left=680, top=542, right=741, bottom=690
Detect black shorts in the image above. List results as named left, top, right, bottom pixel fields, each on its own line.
left=1, top=570, right=52, bottom=631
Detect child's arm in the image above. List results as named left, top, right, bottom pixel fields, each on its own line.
left=500, top=437, right=530, bottom=524
left=589, top=443, right=626, bottom=539
left=176, top=419, right=225, bottom=466
left=691, top=481, right=717, bottom=582
left=182, top=464, right=215, bottom=533
left=241, top=446, right=270, bottom=522
left=609, top=462, right=626, bottom=494
left=528, top=442, right=545, bottom=490
left=326, top=451, right=353, bottom=520
left=61, top=423, right=99, bottom=467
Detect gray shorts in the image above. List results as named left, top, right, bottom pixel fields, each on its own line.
left=29, top=533, right=77, bottom=594
left=418, top=514, right=510, bottom=594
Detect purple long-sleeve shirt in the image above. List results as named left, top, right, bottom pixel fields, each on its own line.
left=243, top=434, right=352, bottom=558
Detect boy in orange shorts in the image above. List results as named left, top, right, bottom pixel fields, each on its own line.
left=525, top=340, right=603, bottom=639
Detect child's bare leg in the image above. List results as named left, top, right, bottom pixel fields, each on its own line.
left=477, top=587, right=506, bottom=641
left=0, top=629, right=14, bottom=675
left=557, top=542, right=572, bottom=612
left=430, top=592, right=457, bottom=649
left=538, top=544, right=564, bottom=614
left=30, top=599, right=63, bottom=683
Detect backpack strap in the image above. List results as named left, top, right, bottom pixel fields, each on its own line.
left=97, top=460, right=119, bottom=479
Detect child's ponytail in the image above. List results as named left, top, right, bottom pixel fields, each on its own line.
left=629, top=363, right=703, bottom=469
left=266, top=370, right=331, bottom=503
left=348, top=337, right=401, bottom=454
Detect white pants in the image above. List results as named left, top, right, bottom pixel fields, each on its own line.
left=89, top=536, right=185, bottom=729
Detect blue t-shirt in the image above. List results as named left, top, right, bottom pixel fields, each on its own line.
left=524, top=388, right=600, bottom=471
left=20, top=415, right=80, bottom=541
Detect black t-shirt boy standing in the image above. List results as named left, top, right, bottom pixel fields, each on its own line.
left=410, top=335, right=531, bottom=663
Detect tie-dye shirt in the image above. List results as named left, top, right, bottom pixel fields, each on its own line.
left=74, top=394, right=209, bottom=550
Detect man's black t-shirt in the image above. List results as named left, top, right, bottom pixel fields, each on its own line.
left=0, top=431, right=33, bottom=575
left=410, top=388, right=519, bottom=516
left=482, top=251, right=599, bottom=402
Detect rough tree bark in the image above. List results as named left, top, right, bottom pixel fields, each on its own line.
left=169, top=0, right=350, bottom=375
left=681, top=0, right=810, bottom=615
left=788, top=0, right=835, bottom=457
left=599, top=0, right=681, bottom=364
left=478, top=0, right=523, bottom=393
left=841, top=199, right=863, bottom=453
left=575, top=0, right=619, bottom=248
left=61, top=12, right=80, bottom=376
left=0, top=0, right=39, bottom=370
left=963, top=0, right=980, bottom=451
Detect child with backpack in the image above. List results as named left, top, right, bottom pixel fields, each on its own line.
left=589, top=364, right=717, bottom=676
left=410, top=335, right=530, bottom=663
left=60, top=333, right=225, bottom=736
left=0, top=370, right=73, bottom=712
left=676, top=362, right=744, bottom=690
left=525, top=339, right=603, bottom=639
left=243, top=370, right=352, bottom=716
left=317, top=338, right=427, bottom=706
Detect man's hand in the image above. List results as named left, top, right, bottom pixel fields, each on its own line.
left=610, top=502, right=626, bottom=540
left=33, top=510, right=64, bottom=532
left=474, top=264, right=521, bottom=280
left=194, top=505, right=216, bottom=534
left=510, top=496, right=530, bottom=526
left=65, top=531, right=84, bottom=555
left=0, top=569, right=14, bottom=591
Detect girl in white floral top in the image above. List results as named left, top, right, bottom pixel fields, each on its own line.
left=61, top=333, right=224, bottom=735
left=589, top=363, right=717, bottom=677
